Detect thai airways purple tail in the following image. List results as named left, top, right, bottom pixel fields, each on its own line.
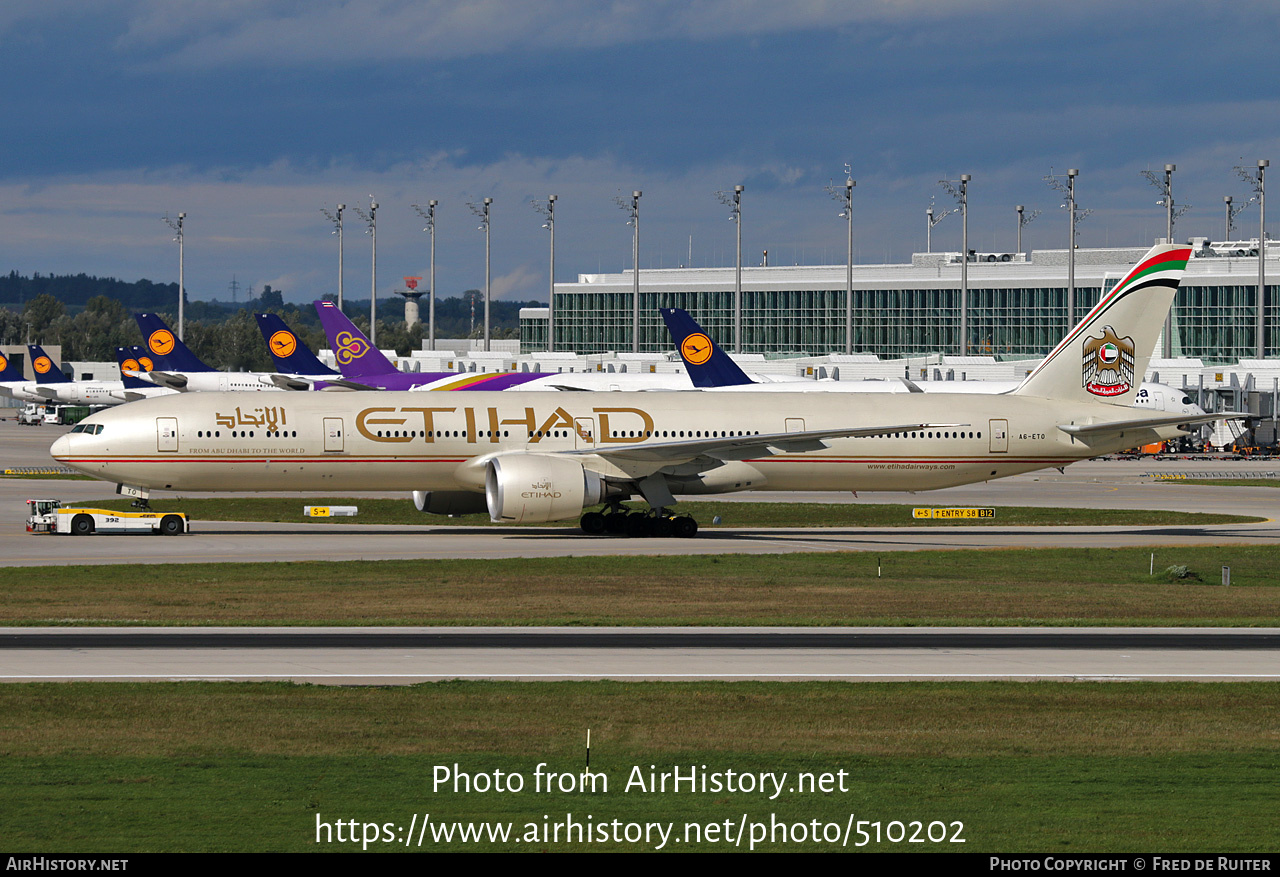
left=313, top=300, right=399, bottom=378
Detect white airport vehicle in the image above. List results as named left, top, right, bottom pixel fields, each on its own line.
left=25, top=499, right=188, bottom=536
left=50, top=245, right=1245, bottom=537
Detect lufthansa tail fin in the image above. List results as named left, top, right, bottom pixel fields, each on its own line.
left=27, top=345, right=68, bottom=383
left=0, top=348, right=23, bottom=381
left=313, top=300, right=399, bottom=378
left=660, top=308, right=754, bottom=388
left=134, top=314, right=215, bottom=372
left=115, top=347, right=154, bottom=389
left=255, top=313, right=338, bottom=376
left=1013, top=244, right=1191, bottom=405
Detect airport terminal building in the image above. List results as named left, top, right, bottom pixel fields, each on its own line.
left=520, top=243, right=1278, bottom=363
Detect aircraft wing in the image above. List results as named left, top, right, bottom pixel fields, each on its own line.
left=318, top=377, right=379, bottom=391
left=144, top=371, right=189, bottom=391
left=267, top=374, right=315, bottom=392
left=566, top=422, right=966, bottom=464
left=1058, top=411, right=1250, bottom=438
left=33, top=387, right=60, bottom=400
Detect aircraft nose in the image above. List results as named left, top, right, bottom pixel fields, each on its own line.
left=50, top=433, right=73, bottom=461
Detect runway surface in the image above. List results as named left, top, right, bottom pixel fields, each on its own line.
left=5, top=423, right=1279, bottom=684
left=2, top=627, right=1277, bottom=682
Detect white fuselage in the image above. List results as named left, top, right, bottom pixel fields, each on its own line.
left=52, top=389, right=1185, bottom=496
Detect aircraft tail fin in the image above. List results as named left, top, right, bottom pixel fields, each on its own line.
left=115, top=347, right=154, bottom=389
left=0, top=348, right=22, bottom=381
left=660, top=308, right=754, bottom=387
left=255, top=313, right=338, bottom=375
left=1012, top=244, right=1191, bottom=405
left=313, top=300, right=399, bottom=377
left=27, top=345, right=68, bottom=383
left=134, top=314, right=215, bottom=372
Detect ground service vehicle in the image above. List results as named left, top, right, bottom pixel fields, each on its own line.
left=25, top=499, right=188, bottom=535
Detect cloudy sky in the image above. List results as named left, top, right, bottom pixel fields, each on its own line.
left=2, top=0, right=1279, bottom=305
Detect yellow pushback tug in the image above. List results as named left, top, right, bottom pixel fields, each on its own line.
left=25, top=499, right=188, bottom=536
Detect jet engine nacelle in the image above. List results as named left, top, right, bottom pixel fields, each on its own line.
left=411, top=490, right=490, bottom=516
left=484, top=452, right=607, bottom=524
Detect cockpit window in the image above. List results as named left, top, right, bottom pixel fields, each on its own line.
left=71, top=423, right=104, bottom=435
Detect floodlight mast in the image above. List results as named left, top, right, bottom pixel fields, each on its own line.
left=715, top=184, right=745, bottom=352
left=939, top=175, right=971, bottom=355
left=412, top=201, right=438, bottom=350
left=353, top=197, right=378, bottom=347
left=825, top=166, right=855, bottom=354
left=614, top=191, right=642, bottom=352
left=532, top=195, right=558, bottom=353
left=321, top=204, right=345, bottom=309
left=466, top=198, right=493, bottom=350
left=1237, top=160, right=1271, bottom=357
left=1044, top=167, right=1091, bottom=328
left=1142, top=164, right=1189, bottom=357
left=926, top=197, right=954, bottom=253
left=1015, top=204, right=1041, bottom=257
left=162, top=212, right=185, bottom=340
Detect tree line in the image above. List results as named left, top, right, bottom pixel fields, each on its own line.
left=0, top=288, right=539, bottom=370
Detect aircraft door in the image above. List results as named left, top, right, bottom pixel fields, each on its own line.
left=324, top=417, right=344, bottom=452
left=785, top=418, right=806, bottom=433
left=157, top=417, right=178, bottom=452
left=574, top=417, right=596, bottom=449
left=989, top=419, right=1008, bottom=453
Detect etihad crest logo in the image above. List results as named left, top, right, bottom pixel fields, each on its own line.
left=148, top=329, right=176, bottom=357
left=33, top=355, right=53, bottom=374
left=680, top=333, right=714, bottom=366
left=1081, top=325, right=1136, bottom=397
left=335, top=331, right=370, bottom=365
left=269, top=330, right=297, bottom=358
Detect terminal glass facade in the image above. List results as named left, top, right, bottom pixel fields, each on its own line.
left=518, top=279, right=1279, bottom=363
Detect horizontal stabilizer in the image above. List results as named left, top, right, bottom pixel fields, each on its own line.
left=1058, top=411, right=1249, bottom=439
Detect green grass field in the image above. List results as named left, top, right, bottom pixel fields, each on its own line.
left=68, top=496, right=1259, bottom=528
left=2, top=546, right=1276, bottom=626
left=1, top=681, right=1276, bottom=852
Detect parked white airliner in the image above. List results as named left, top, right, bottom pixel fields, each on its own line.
left=51, top=245, right=1239, bottom=535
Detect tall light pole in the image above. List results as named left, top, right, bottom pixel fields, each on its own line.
left=927, top=197, right=953, bottom=254
left=826, top=167, right=855, bottom=354
left=412, top=200, right=438, bottom=350
left=468, top=197, right=492, bottom=350
left=1045, top=168, right=1091, bottom=328
left=162, top=212, right=185, bottom=340
left=1142, top=164, right=1190, bottom=357
left=1239, top=160, right=1271, bottom=357
left=615, top=191, right=641, bottom=352
left=716, top=184, right=744, bottom=351
left=532, top=195, right=557, bottom=352
left=321, top=204, right=345, bottom=308
left=1015, top=204, right=1040, bottom=257
left=353, top=197, right=378, bottom=347
left=940, top=175, right=970, bottom=354
left=1259, top=160, right=1268, bottom=359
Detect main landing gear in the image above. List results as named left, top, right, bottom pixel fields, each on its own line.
left=579, top=505, right=699, bottom=538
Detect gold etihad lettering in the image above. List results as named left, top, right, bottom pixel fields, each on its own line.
left=354, top=406, right=653, bottom=445
left=215, top=406, right=287, bottom=431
